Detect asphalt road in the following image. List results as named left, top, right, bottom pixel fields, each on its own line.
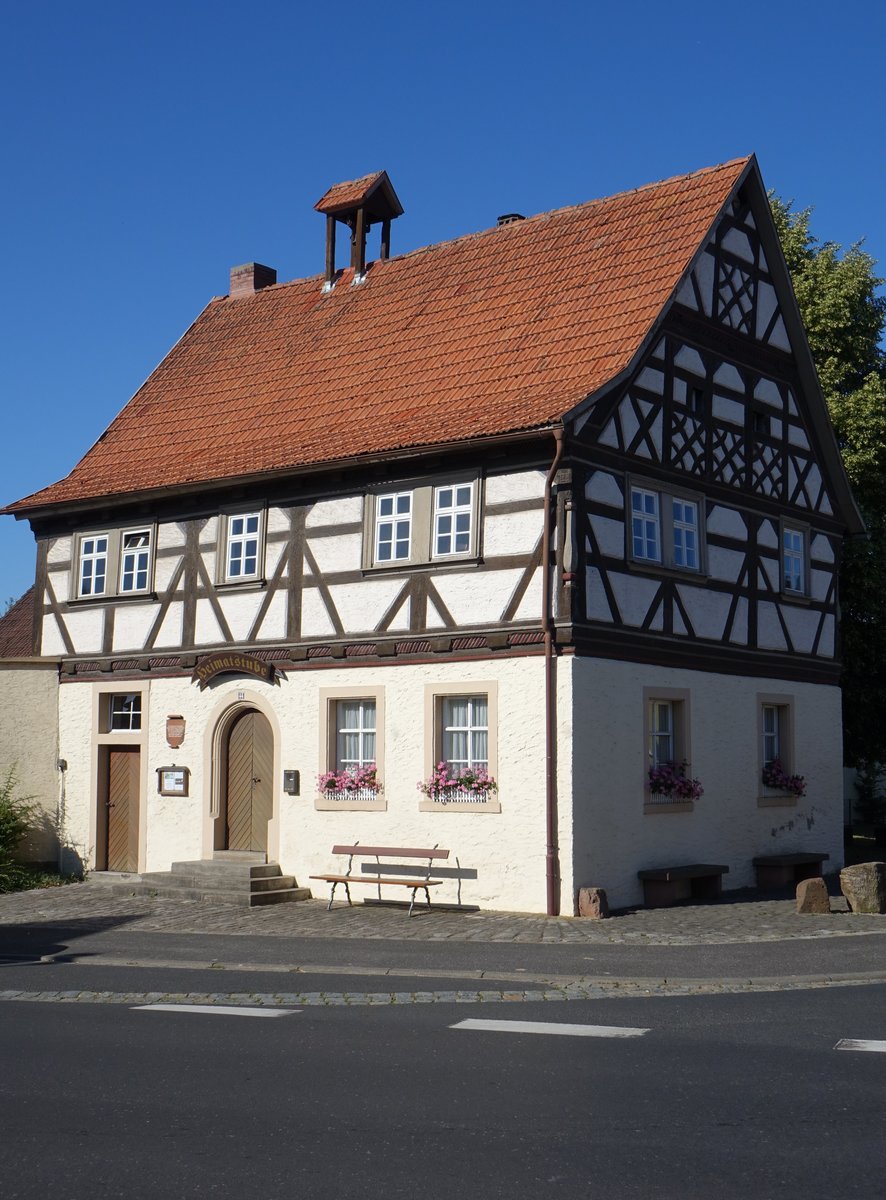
left=2, top=969, right=885, bottom=1199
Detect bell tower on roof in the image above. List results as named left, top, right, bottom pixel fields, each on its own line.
left=314, top=170, right=404, bottom=286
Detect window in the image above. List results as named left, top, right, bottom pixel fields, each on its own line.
left=421, top=682, right=500, bottom=812
left=762, top=704, right=782, bottom=768
left=629, top=481, right=702, bottom=572
left=643, top=687, right=694, bottom=812
left=317, top=688, right=385, bottom=811
left=75, top=528, right=155, bottom=599
left=782, top=525, right=806, bottom=595
left=758, top=695, right=799, bottom=806
left=109, top=693, right=142, bottom=731
left=434, top=484, right=474, bottom=557
left=225, top=512, right=262, bottom=581
left=120, top=531, right=151, bottom=593
left=375, top=493, right=412, bottom=562
left=335, top=699, right=376, bottom=772
left=366, top=478, right=479, bottom=567
left=441, top=695, right=488, bottom=772
left=649, top=700, right=676, bottom=768
left=79, top=535, right=109, bottom=597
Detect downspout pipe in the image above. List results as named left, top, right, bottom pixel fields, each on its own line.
left=542, top=426, right=565, bottom=916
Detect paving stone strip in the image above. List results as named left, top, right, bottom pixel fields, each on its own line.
left=2, top=971, right=886, bottom=1008
left=2, top=884, right=886, bottom=945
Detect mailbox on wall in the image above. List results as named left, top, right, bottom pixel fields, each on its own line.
left=283, top=770, right=300, bottom=796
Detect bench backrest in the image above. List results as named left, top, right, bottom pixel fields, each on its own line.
left=331, top=844, right=450, bottom=860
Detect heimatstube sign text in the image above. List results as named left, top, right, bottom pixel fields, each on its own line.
left=192, top=652, right=275, bottom=690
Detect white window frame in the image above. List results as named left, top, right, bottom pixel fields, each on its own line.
left=334, top=698, right=377, bottom=773
left=757, top=693, right=798, bottom=807
left=374, top=492, right=413, bottom=564
left=118, top=529, right=152, bottom=594
left=74, top=527, right=156, bottom=600
left=219, top=511, right=265, bottom=584
left=433, top=481, right=475, bottom=560
left=365, top=476, right=480, bottom=569
left=628, top=478, right=704, bottom=573
left=316, top=687, right=386, bottom=811
left=421, top=682, right=500, bottom=813
left=781, top=523, right=807, bottom=596
left=78, top=533, right=110, bottom=598
left=106, top=692, right=143, bottom=732
left=643, top=687, right=694, bottom=813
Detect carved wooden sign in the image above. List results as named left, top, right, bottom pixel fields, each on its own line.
left=192, top=652, right=274, bottom=690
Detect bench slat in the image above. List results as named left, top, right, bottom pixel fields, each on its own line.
left=638, top=864, right=729, bottom=882
left=752, top=853, right=829, bottom=867
left=330, top=845, right=450, bottom=859
left=310, top=875, right=443, bottom=887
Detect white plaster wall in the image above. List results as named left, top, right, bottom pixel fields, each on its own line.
left=485, top=471, right=545, bottom=504
left=0, top=664, right=59, bottom=862
left=433, top=569, right=524, bottom=625
left=47, top=536, right=71, bottom=565
left=483, top=510, right=541, bottom=558
left=55, top=658, right=554, bottom=912
left=113, top=603, right=159, bottom=651
left=570, top=657, right=844, bottom=909
left=307, top=532, right=362, bottom=574
left=57, top=682, right=96, bottom=866
left=64, top=607, right=104, bottom=654
left=306, top=497, right=363, bottom=527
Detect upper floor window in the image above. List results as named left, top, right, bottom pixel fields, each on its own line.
left=375, top=493, right=412, bottom=562
left=782, top=525, right=806, bottom=594
left=79, top=535, right=109, bottom=597
left=366, top=478, right=479, bottom=568
left=120, top=530, right=151, bottom=593
left=223, top=512, right=263, bottom=582
left=434, top=484, right=474, bottom=557
left=629, top=482, right=702, bottom=572
left=75, top=528, right=154, bottom=600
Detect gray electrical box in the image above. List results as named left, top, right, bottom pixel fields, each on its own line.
left=283, top=770, right=300, bottom=796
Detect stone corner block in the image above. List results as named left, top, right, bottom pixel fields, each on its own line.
left=840, top=862, right=886, bottom=915
left=577, top=887, right=610, bottom=919
left=795, top=876, right=830, bottom=914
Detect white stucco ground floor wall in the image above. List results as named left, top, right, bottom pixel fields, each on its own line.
left=570, top=657, right=844, bottom=908
left=55, top=653, right=844, bottom=913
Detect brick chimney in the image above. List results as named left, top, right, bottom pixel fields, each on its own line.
left=230, top=262, right=277, bottom=299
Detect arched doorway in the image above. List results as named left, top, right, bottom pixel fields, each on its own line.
left=223, top=708, right=273, bottom=853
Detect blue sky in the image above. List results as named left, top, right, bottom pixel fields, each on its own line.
left=2, top=0, right=884, bottom=603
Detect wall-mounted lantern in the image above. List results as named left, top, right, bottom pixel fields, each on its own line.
left=166, top=715, right=186, bottom=749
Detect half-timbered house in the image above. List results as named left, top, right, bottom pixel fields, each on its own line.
left=2, top=157, right=863, bottom=912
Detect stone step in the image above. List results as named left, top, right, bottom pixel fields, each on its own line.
left=141, top=870, right=297, bottom=894
left=168, top=860, right=281, bottom=881
left=212, top=850, right=267, bottom=864
left=90, top=879, right=312, bottom=906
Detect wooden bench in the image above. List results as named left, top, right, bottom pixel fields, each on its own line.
left=310, top=844, right=450, bottom=917
left=753, top=852, right=830, bottom=890
left=638, top=863, right=729, bottom=908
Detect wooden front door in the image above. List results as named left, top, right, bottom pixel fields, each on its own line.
left=224, top=710, right=273, bottom=852
left=105, top=747, right=140, bottom=872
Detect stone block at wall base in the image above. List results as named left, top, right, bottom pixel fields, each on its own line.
left=796, top=877, right=830, bottom=914
left=840, top=862, right=886, bottom=914
left=577, top=887, right=610, bottom=919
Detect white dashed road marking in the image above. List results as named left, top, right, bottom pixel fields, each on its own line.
left=835, top=1038, right=886, bottom=1053
left=132, top=1004, right=298, bottom=1018
left=451, top=1018, right=650, bottom=1038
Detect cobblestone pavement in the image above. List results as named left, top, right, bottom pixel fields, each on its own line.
left=1, top=880, right=885, bottom=946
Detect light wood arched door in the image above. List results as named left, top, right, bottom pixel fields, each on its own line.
left=224, top=710, right=273, bottom=852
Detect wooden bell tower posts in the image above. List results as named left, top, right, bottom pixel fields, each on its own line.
left=314, top=170, right=404, bottom=287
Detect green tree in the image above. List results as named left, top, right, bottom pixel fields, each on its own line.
left=770, top=197, right=886, bottom=762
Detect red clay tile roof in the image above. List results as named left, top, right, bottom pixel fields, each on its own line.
left=315, top=171, right=388, bottom=212
left=0, top=588, right=34, bottom=658
left=8, top=158, right=751, bottom=514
